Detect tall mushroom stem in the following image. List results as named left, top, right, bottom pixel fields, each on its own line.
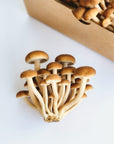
left=27, top=78, right=47, bottom=119
left=58, top=77, right=87, bottom=119
left=52, top=83, right=59, bottom=115
left=41, top=84, right=53, bottom=116
left=57, top=85, right=66, bottom=108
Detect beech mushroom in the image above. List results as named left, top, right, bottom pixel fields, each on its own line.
left=25, top=50, right=49, bottom=71
left=55, top=54, right=76, bottom=68
left=16, top=90, right=36, bottom=109
left=46, top=74, right=61, bottom=116
left=102, top=17, right=114, bottom=27
left=103, top=8, right=114, bottom=19
left=20, top=70, right=47, bottom=119
left=83, top=8, right=100, bottom=24
left=58, top=66, right=96, bottom=119
left=72, top=7, right=86, bottom=20
left=47, top=62, right=62, bottom=74
left=38, top=69, right=51, bottom=79
left=48, top=95, right=54, bottom=112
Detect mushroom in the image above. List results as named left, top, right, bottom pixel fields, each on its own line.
left=38, top=69, right=51, bottom=79
left=16, top=90, right=36, bottom=109
left=79, top=0, right=102, bottom=8
left=46, top=74, right=61, bottom=116
left=20, top=70, right=47, bottom=119
left=72, top=7, right=86, bottom=20
left=103, top=8, right=114, bottom=19
left=60, top=67, right=75, bottom=105
left=55, top=54, right=76, bottom=68
left=57, top=80, right=70, bottom=108
left=46, top=62, right=63, bottom=74
left=25, top=50, right=49, bottom=71
left=83, top=7, right=100, bottom=24
left=102, top=17, right=114, bottom=28
left=40, top=80, right=53, bottom=116
left=58, top=66, right=96, bottom=119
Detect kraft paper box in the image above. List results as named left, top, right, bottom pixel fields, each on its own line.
left=24, top=0, right=114, bottom=61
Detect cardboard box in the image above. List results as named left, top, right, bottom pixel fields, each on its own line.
left=24, top=0, right=114, bottom=61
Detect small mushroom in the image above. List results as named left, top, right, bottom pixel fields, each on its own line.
left=102, top=18, right=114, bottom=28
left=46, top=74, right=61, bottom=116
left=20, top=70, right=47, bottom=119
left=46, top=62, right=62, bottom=74
left=72, top=7, right=86, bottom=20
left=55, top=54, right=76, bottom=68
left=25, top=50, right=49, bottom=71
left=83, top=8, right=100, bottom=24
left=79, top=0, right=102, bottom=8
left=103, top=8, right=114, bottom=19
left=16, top=90, right=36, bottom=109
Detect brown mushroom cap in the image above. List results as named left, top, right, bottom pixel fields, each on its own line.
left=46, top=62, right=63, bottom=71
left=46, top=74, right=61, bottom=84
left=85, top=84, right=93, bottom=91
left=74, top=66, right=96, bottom=78
left=72, top=7, right=86, bottom=20
left=71, top=83, right=80, bottom=89
left=55, top=54, right=76, bottom=66
left=61, top=67, right=76, bottom=75
left=38, top=69, right=50, bottom=76
left=102, top=18, right=111, bottom=27
left=20, top=70, right=38, bottom=79
left=16, top=90, right=29, bottom=98
left=79, top=0, right=101, bottom=8
left=25, top=50, right=49, bottom=64
left=83, top=8, right=99, bottom=20
left=40, top=80, right=48, bottom=85
left=58, top=80, right=70, bottom=86
left=103, top=8, right=114, bottom=18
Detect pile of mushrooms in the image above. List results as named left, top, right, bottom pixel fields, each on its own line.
left=59, top=0, right=114, bottom=32
left=16, top=50, right=96, bottom=122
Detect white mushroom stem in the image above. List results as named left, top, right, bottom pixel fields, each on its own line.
left=58, top=77, right=87, bottom=119
left=63, top=62, right=68, bottom=68
left=51, top=83, right=59, bottom=115
left=49, top=98, right=53, bottom=112
left=57, top=85, right=66, bottom=108
left=23, top=97, right=37, bottom=109
left=34, top=59, right=40, bottom=71
left=41, top=85, right=53, bottom=116
left=53, top=69, right=57, bottom=74
left=92, top=17, right=101, bottom=24
left=68, top=88, right=76, bottom=101
left=95, top=4, right=103, bottom=13
left=27, top=78, right=47, bottom=119
left=60, top=84, right=71, bottom=106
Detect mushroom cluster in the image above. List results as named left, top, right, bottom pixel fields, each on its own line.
left=60, top=0, right=114, bottom=32
left=16, top=50, right=96, bottom=122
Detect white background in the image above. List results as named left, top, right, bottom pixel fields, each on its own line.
left=0, top=0, right=114, bottom=144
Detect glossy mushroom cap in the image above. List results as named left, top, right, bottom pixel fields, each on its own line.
left=103, top=8, right=114, bottom=18
left=102, top=18, right=111, bottom=27
left=74, top=66, right=96, bottom=78
left=61, top=67, right=76, bottom=75
left=20, top=70, right=38, bottom=79
left=55, top=54, right=76, bottom=66
left=46, top=74, right=61, bottom=84
left=47, top=62, right=63, bottom=71
left=71, top=83, right=80, bottom=89
left=25, top=50, right=49, bottom=64
left=58, top=80, right=70, bottom=86
left=38, top=69, right=50, bottom=77
left=84, top=8, right=99, bottom=20
left=72, top=7, right=86, bottom=20
left=16, top=90, right=29, bottom=98
left=79, top=0, right=101, bottom=8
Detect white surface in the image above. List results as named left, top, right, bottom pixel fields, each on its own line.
left=0, top=0, right=114, bottom=144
